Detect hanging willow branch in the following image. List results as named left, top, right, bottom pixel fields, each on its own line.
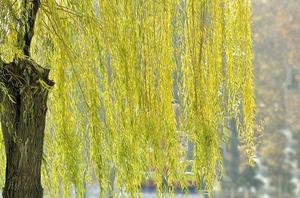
left=0, top=0, right=255, bottom=197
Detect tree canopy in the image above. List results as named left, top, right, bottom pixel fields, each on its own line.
left=0, top=0, right=255, bottom=197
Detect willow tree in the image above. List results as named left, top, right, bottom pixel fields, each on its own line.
left=0, top=0, right=255, bottom=197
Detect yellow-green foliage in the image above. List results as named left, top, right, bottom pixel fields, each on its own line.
left=0, top=0, right=255, bottom=197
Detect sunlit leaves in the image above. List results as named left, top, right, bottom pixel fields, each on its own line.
left=0, top=0, right=255, bottom=196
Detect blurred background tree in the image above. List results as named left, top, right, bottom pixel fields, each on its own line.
left=220, top=0, right=300, bottom=197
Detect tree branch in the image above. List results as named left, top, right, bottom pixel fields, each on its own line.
left=0, top=56, right=4, bottom=71
left=17, top=0, right=41, bottom=56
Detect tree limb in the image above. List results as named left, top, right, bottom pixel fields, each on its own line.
left=17, top=0, right=41, bottom=56
left=0, top=57, right=3, bottom=67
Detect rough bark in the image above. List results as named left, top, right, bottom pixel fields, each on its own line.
left=0, top=58, right=54, bottom=198
left=0, top=1, right=54, bottom=197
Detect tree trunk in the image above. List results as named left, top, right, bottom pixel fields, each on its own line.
left=0, top=58, right=54, bottom=198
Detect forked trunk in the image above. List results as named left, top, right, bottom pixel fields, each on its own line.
left=0, top=58, right=53, bottom=198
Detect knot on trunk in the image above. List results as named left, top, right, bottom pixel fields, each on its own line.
left=1, top=57, right=54, bottom=89
left=0, top=57, right=54, bottom=103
